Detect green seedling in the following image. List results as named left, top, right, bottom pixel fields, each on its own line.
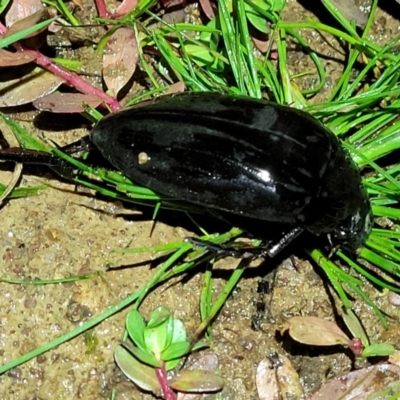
left=114, top=307, right=224, bottom=399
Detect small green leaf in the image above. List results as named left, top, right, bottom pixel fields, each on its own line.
left=144, top=319, right=170, bottom=359
left=342, top=308, right=369, bottom=347
left=245, top=0, right=270, bottom=12
left=122, top=341, right=160, bottom=368
left=268, top=0, right=286, bottom=12
left=244, top=4, right=270, bottom=34
left=191, top=341, right=209, bottom=352
left=147, top=306, right=171, bottom=328
left=114, top=345, right=160, bottom=393
left=185, top=44, right=214, bottom=66
left=126, top=309, right=146, bottom=351
left=165, top=358, right=183, bottom=371
left=200, top=18, right=217, bottom=43
left=247, top=12, right=270, bottom=34
left=162, top=341, right=191, bottom=363
left=0, top=0, right=11, bottom=15
left=362, top=343, right=395, bottom=358
left=170, top=319, right=187, bottom=344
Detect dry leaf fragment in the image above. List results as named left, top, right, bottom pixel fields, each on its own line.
left=310, top=363, right=400, bottom=400
left=72, top=0, right=85, bottom=10
left=115, top=0, right=138, bottom=16
left=0, top=67, right=63, bottom=107
left=0, top=49, right=35, bottom=66
left=33, top=93, right=103, bottom=113
left=281, top=316, right=351, bottom=347
left=176, top=354, right=220, bottom=400
left=388, top=291, right=400, bottom=306
left=256, top=358, right=280, bottom=400
left=5, top=0, right=44, bottom=28
left=165, top=81, right=186, bottom=95
left=256, top=354, right=303, bottom=400
left=199, top=0, right=215, bottom=20
left=102, top=27, right=139, bottom=97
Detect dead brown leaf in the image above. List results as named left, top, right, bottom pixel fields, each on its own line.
left=0, top=67, right=63, bottom=107
left=281, top=316, right=351, bottom=347
left=102, top=27, right=138, bottom=97
left=33, top=93, right=103, bottom=113
left=0, top=49, right=35, bottom=66
left=256, top=354, right=303, bottom=400
left=256, top=358, right=280, bottom=400
left=115, top=0, right=138, bottom=16
left=252, top=37, right=272, bottom=54
left=199, top=0, right=215, bottom=20
left=176, top=354, right=220, bottom=400
left=165, top=81, right=186, bottom=95
left=310, top=364, right=400, bottom=399
left=5, top=0, right=45, bottom=29
left=72, top=0, right=85, bottom=10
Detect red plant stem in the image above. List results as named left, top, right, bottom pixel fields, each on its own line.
left=19, top=44, right=121, bottom=111
left=0, top=22, right=122, bottom=112
left=156, top=367, right=176, bottom=400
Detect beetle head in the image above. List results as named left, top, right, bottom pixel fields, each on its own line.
left=331, top=202, right=372, bottom=252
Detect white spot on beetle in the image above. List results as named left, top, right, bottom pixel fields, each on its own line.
left=256, top=169, right=272, bottom=183
left=138, top=152, right=150, bottom=165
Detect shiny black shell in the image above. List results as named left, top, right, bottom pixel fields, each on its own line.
left=90, top=92, right=371, bottom=251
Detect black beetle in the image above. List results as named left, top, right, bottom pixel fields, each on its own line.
left=0, top=92, right=371, bottom=256
left=89, top=92, right=372, bottom=256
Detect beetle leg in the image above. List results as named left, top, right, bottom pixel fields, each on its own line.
left=186, top=226, right=304, bottom=259
left=56, top=136, right=92, bottom=154
left=184, top=237, right=260, bottom=258
left=264, top=227, right=304, bottom=258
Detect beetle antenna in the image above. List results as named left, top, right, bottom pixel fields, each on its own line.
left=0, top=148, right=64, bottom=167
